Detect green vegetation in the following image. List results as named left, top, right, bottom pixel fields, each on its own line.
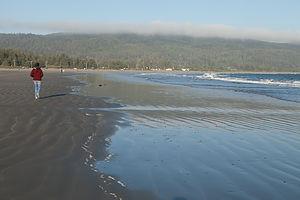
left=1, top=33, right=300, bottom=71
left=0, top=48, right=97, bottom=69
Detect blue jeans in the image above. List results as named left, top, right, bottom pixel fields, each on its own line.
left=33, top=81, right=41, bottom=98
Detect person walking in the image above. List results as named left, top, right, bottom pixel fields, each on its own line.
left=30, top=63, right=44, bottom=100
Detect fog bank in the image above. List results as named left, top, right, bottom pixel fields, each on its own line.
left=1, top=19, right=300, bottom=43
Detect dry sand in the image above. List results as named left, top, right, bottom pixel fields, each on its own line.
left=0, top=70, right=160, bottom=200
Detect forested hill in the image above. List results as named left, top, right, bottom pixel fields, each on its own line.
left=1, top=33, right=300, bottom=72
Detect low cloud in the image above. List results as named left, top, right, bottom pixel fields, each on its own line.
left=1, top=19, right=300, bottom=43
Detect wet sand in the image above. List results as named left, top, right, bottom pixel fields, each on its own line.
left=76, top=72, right=300, bottom=200
left=0, top=70, right=160, bottom=200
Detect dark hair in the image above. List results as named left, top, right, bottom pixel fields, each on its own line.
left=34, top=62, right=40, bottom=67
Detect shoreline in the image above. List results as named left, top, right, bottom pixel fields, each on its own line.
left=75, top=71, right=300, bottom=200
left=0, top=70, right=160, bottom=200
left=1, top=66, right=300, bottom=74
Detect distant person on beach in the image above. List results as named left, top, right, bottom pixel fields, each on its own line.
left=30, top=62, right=44, bottom=100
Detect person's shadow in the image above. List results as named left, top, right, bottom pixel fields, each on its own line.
left=39, top=93, right=67, bottom=99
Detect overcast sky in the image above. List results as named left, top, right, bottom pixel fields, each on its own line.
left=1, top=0, right=300, bottom=43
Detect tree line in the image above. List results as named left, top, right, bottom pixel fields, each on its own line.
left=1, top=33, right=300, bottom=71
left=0, top=47, right=174, bottom=70
left=0, top=48, right=98, bottom=68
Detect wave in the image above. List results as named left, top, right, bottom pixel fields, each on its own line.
left=195, top=73, right=300, bottom=87
left=137, top=72, right=300, bottom=88
left=134, top=72, right=300, bottom=102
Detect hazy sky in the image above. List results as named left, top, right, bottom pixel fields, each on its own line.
left=1, top=0, right=300, bottom=42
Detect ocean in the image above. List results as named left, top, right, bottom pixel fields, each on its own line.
left=133, top=72, right=300, bottom=103
left=77, top=72, right=300, bottom=200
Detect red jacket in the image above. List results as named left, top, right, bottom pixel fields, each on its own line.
left=30, top=68, right=44, bottom=81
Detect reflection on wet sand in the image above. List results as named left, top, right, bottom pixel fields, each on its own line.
left=77, top=72, right=300, bottom=200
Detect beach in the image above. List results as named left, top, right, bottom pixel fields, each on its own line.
left=76, top=71, right=300, bottom=200
left=1, top=69, right=300, bottom=200
left=0, top=70, right=160, bottom=200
